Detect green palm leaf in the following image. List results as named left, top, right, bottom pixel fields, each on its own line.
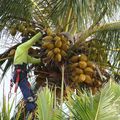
left=36, top=86, right=66, bottom=120
left=66, top=81, right=120, bottom=120
left=1, top=95, right=14, bottom=120
left=1, top=58, right=13, bottom=80
left=49, top=0, right=120, bottom=32
left=0, top=0, right=33, bottom=23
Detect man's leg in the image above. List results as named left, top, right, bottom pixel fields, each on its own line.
left=18, top=79, right=36, bottom=112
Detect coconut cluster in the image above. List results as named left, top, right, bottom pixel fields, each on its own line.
left=9, top=23, right=37, bottom=36
left=42, top=29, right=70, bottom=63
left=70, top=54, right=95, bottom=84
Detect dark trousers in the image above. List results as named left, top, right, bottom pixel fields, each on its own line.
left=13, top=67, right=36, bottom=112
left=18, top=78, right=36, bottom=112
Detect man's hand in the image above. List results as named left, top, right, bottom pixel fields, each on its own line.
left=41, top=29, right=47, bottom=38
left=37, top=28, right=47, bottom=38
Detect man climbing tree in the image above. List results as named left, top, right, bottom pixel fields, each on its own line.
left=13, top=32, right=43, bottom=115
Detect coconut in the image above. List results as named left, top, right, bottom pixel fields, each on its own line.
left=46, top=28, right=53, bottom=35
left=91, top=87, right=98, bottom=95
left=61, top=50, right=67, bottom=56
left=87, top=61, right=95, bottom=69
left=93, top=80, right=102, bottom=87
left=43, top=42, right=54, bottom=49
left=70, top=55, right=79, bottom=63
left=70, top=63, right=79, bottom=69
left=61, top=44, right=69, bottom=51
left=73, top=75, right=79, bottom=82
left=55, top=40, right=62, bottom=48
left=54, top=36, right=61, bottom=41
left=78, top=74, right=86, bottom=82
left=47, top=50, right=54, bottom=58
left=79, top=54, right=88, bottom=61
left=84, top=75, right=93, bottom=84
left=75, top=68, right=83, bottom=74
left=54, top=53, right=62, bottom=62
left=84, top=67, right=94, bottom=76
left=54, top=48, right=61, bottom=54
left=79, top=61, right=87, bottom=69
left=43, top=36, right=53, bottom=41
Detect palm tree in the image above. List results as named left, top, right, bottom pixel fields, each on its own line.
left=0, top=0, right=120, bottom=119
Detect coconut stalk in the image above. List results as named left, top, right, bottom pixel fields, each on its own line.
left=54, top=85, right=57, bottom=110
left=60, top=64, right=65, bottom=106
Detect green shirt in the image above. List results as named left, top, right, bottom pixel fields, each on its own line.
left=13, top=32, right=42, bottom=65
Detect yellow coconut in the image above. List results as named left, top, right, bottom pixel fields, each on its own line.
left=47, top=50, right=54, bottom=58
left=46, top=28, right=53, bottom=35
left=66, top=41, right=70, bottom=46
left=42, top=42, right=54, bottom=49
left=94, top=80, right=102, bottom=87
left=79, top=61, right=87, bottom=69
left=43, top=36, right=53, bottom=41
left=79, top=54, right=88, bottom=61
left=78, top=74, right=86, bottom=82
left=73, top=75, right=79, bottom=82
left=70, top=63, right=79, bottom=69
left=84, top=75, right=93, bottom=84
left=61, top=44, right=69, bottom=51
left=75, top=68, right=83, bottom=74
left=87, top=61, right=95, bottom=69
left=91, top=87, right=98, bottom=95
left=84, top=67, right=94, bottom=76
left=47, top=43, right=55, bottom=50
left=72, top=71, right=77, bottom=77
left=61, top=35, right=68, bottom=43
left=70, top=55, right=79, bottom=63
left=54, top=36, right=61, bottom=41
left=55, top=40, right=62, bottom=48
left=54, top=48, right=61, bottom=54
left=54, top=53, right=62, bottom=62
left=61, top=50, right=67, bottom=57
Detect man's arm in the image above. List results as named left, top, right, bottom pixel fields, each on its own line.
left=19, top=32, right=42, bottom=50
left=27, top=55, right=41, bottom=64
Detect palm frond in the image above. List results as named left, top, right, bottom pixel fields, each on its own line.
left=1, top=58, right=13, bottom=80
left=109, top=80, right=120, bottom=100
left=1, top=95, right=14, bottom=120
left=95, top=30, right=120, bottom=70
left=66, top=81, right=120, bottom=120
left=48, top=0, right=120, bottom=32
left=36, top=86, right=66, bottom=120
left=0, top=0, right=33, bottom=24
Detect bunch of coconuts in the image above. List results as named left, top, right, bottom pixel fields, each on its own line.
left=42, top=30, right=71, bottom=63
left=70, top=54, right=95, bottom=85
left=9, top=23, right=36, bottom=36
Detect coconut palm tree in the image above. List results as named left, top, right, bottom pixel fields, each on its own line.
left=0, top=0, right=120, bottom=119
